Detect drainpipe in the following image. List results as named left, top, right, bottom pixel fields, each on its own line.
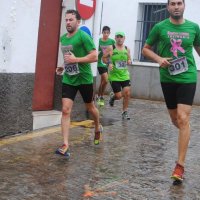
left=91, top=0, right=103, bottom=76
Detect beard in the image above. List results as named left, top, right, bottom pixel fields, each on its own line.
left=66, top=26, right=75, bottom=33
left=170, top=13, right=183, bottom=20
left=169, top=9, right=184, bottom=20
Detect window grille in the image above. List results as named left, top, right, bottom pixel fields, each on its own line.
left=134, top=3, right=169, bottom=62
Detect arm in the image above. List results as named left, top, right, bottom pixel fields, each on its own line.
left=142, top=44, right=171, bottom=67
left=127, top=48, right=132, bottom=65
left=56, top=63, right=64, bottom=75
left=194, top=46, right=200, bottom=56
left=64, top=49, right=98, bottom=64
left=102, top=46, right=113, bottom=64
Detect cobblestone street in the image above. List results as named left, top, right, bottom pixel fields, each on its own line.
left=1, top=98, right=200, bottom=200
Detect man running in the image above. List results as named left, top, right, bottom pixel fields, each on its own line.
left=96, top=26, right=115, bottom=106
left=103, top=32, right=132, bottom=120
left=142, top=0, right=200, bottom=183
left=56, top=10, right=103, bottom=157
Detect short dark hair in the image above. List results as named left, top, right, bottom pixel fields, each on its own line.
left=65, top=9, right=81, bottom=20
left=102, top=26, right=110, bottom=33
left=167, top=0, right=185, bottom=5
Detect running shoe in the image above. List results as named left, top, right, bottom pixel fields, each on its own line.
left=99, top=97, right=105, bottom=106
left=109, top=92, right=115, bottom=107
left=96, top=96, right=101, bottom=106
left=171, top=162, right=184, bottom=182
left=55, top=144, right=70, bottom=157
left=94, top=125, right=103, bottom=145
left=122, top=111, right=130, bottom=120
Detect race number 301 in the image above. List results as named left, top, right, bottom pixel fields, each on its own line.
left=168, top=57, right=188, bottom=75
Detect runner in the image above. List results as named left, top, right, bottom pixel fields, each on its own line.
left=96, top=26, right=115, bottom=106
left=55, top=10, right=103, bottom=157
left=103, top=31, right=132, bottom=120
left=142, top=0, right=200, bottom=183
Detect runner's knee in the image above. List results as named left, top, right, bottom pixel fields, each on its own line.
left=115, top=93, right=122, bottom=100
left=123, top=90, right=130, bottom=98
left=171, top=119, right=179, bottom=128
left=177, top=113, right=189, bottom=127
left=62, top=106, right=71, bottom=116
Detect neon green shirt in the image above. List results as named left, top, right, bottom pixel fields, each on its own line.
left=98, top=38, right=115, bottom=68
left=108, top=47, right=130, bottom=81
left=146, top=19, right=200, bottom=83
left=60, top=29, right=96, bottom=86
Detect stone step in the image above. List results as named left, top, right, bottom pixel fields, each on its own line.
left=32, top=110, right=61, bottom=130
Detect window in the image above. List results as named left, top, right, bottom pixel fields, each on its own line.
left=134, top=3, right=169, bottom=62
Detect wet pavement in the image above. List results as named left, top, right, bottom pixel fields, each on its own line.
left=1, top=98, right=200, bottom=200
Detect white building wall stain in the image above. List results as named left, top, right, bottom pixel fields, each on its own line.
left=0, top=0, right=17, bottom=72
left=0, top=0, right=41, bottom=73
left=1, top=29, right=12, bottom=72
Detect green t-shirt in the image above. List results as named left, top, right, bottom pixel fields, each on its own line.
left=146, top=19, right=200, bottom=83
left=108, top=47, right=130, bottom=81
left=98, top=38, right=115, bottom=68
left=60, top=29, right=96, bottom=86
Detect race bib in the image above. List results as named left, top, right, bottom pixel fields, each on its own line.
left=168, top=57, right=188, bottom=75
left=64, top=63, right=80, bottom=75
left=115, top=61, right=127, bottom=69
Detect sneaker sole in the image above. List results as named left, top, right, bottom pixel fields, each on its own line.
left=173, top=180, right=182, bottom=185
left=55, top=150, right=70, bottom=158
left=122, top=117, right=130, bottom=120
left=171, top=175, right=183, bottom=182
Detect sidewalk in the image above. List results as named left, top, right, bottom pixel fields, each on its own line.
left=1, top=98, right=200, bottom=200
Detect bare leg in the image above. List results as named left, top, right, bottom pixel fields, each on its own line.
left=122, top=86, right=131, bottom=112
left=61, top=98, right=73, bottom=147
left=168, top=104, right=192, bottom=166
left=176, top=104, right=191, bottom=166
left=168, top=109, right=179, bottom=128
left=85, top=102, right=100, bottom=132
left=98, top=73, right=108, bottom=97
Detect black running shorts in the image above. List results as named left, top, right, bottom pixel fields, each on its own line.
left=161, top=82, right=196, bottom=109
left=110, top=80, right=131, bottom=93
left=62, top=83, right=94, bottom=103
left=97, top=67, right=108, bottom=75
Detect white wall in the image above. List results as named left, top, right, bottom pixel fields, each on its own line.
left=0, top=0, right=41, bottom=73
left=184, top=0, right=200, bottom=69
left=101, top=0, right=137, bottom=60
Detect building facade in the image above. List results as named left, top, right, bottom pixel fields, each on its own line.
left=0, top=0, right=200, bottom=136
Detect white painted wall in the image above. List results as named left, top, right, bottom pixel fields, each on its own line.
left=184, top=0, right=200, bottom=69
left=0, top=0, right=41, bottom=73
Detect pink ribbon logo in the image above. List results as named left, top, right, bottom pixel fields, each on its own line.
left=170, top=39, right=185, bottom=58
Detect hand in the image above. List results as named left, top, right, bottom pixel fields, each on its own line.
left=64, top=52, right=77, bottom=63
left=158, top=57, right=172, bottom=68
left=56, top=66, right=64, bottom=75
left=108, top=63, right=113, bottom=71
left=127, top=59, right=132, bottom=65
